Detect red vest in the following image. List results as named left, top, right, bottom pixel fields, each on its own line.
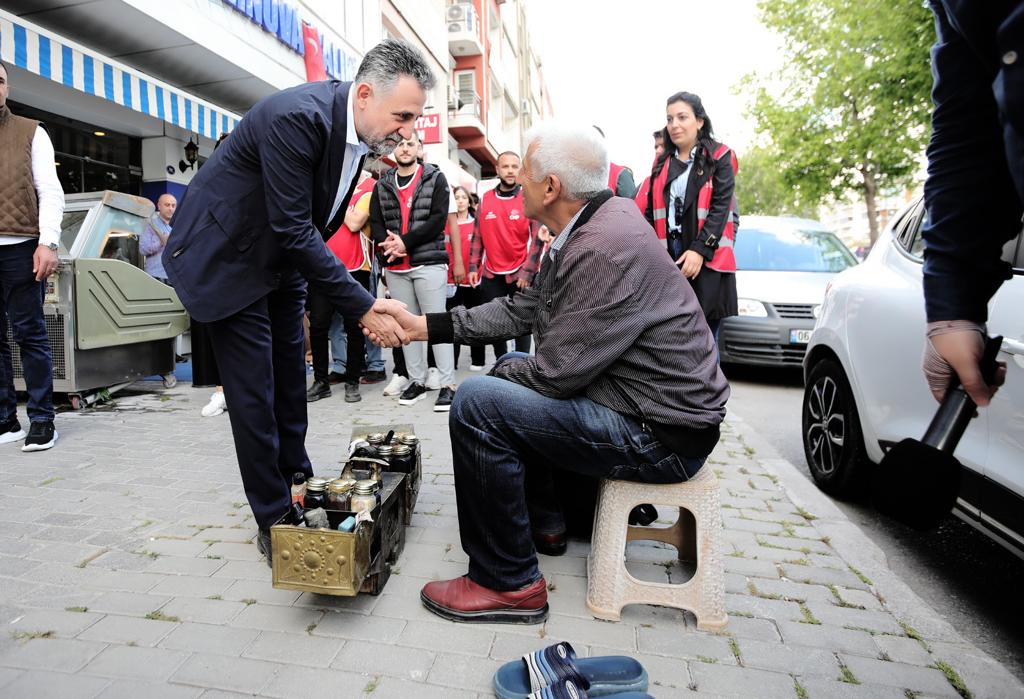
left=388, top=165, right=423, bottom=273
left=477, top=188, right=531, bottom=274
left=650, top=144, right=738, bottom=273
left=326, top=179, right=375, bottom=272
left=446, top=218, right=474, bottom=285
left=608, top=162, right=626, bottom=193
left=634, top=176, right=651, bottom=213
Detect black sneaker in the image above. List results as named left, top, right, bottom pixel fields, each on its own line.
left=360, top=370, right=386, bottom=384
left=22, top=421, right=57, bottom=452
left=327, top=372, right=347, bottom=385
left=433, top=386, right=456, bottom=413
left=256, top=528, right=272, bottom=567
left=305, top=379, right=332, bottom=402
left=344, top=382, right=362, bottom=403
left=398, top=382, right=428, bottom=406
left=0, top=417, right=26, bottom=445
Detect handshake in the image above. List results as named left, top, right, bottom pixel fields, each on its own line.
left=358, top=299, right=427, bottom=348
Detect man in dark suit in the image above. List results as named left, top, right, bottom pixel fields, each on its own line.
left=163, top=40, right=435, bottom=563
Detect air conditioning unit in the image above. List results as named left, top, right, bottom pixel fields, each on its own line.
left=448, top=3, right=476, bottom=33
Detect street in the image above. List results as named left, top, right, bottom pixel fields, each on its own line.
left=725, top=363, right=1024, bottom=684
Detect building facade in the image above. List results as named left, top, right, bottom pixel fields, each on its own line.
left=0, top=0, right=550, bottom=206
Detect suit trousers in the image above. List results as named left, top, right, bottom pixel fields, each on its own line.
left=207, top=270, right=313, bottom=530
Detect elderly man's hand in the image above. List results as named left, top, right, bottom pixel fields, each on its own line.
left=360, top=299, right=409, bottom=348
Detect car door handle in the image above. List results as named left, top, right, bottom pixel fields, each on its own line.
left=1000, top=337, right=1024, bottom=357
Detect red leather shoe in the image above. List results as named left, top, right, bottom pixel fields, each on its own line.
left=533, top=531, right=567, bottom=557
left=420, top=575, right=549, bottom=624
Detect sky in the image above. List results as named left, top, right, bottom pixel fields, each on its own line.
left=522, top=0, right=782, bottom=181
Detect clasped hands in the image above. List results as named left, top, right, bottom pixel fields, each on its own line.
left=359, top=298, right=428, bottom=348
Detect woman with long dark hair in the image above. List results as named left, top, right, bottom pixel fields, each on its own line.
left=644, top=92, right=738, bottom=343
left=447, top=186, right=486, bottom=369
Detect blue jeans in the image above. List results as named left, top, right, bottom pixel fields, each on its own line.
left=0, top=240, right=55, bottom=423
left=450, top=353, right=705, bottom=591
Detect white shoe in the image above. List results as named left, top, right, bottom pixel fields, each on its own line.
left=469, top=365, right=485, bottom=372
left=425, top=367, right=441, bottom=390
left=201, top=391, right=227, bottom=417
left=382, top=374, right=408, bottom=397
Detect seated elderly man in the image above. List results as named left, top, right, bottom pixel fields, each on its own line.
left=377, top=122, right=729, bottom=624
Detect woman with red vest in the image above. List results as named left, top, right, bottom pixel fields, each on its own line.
left=446, top=186, right=485, bottom=370
left=643, top=91, right=738, bottom=344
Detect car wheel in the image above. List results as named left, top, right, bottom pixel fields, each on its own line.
left=802, top=359, right=870, bottom=496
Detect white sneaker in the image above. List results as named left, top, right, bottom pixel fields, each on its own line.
left=201, top=391, right=227, bottom=417
left=469, top=365, right=485, bottom=371
left=382, top=374, right=408, bottom=397
left=425, top=367, right=441, bottom=390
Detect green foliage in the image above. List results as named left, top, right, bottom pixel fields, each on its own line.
left=742, top=0, right=934, bottom=240
left=736, top=145, right=819, bottom=217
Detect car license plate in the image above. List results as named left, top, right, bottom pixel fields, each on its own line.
left=790, top=329, right=813, bottom=344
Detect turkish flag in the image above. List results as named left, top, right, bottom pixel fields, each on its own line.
left=302, top=22, right=328, bottom=82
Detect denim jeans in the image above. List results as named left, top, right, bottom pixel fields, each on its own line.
left=0, top=240, right=55, bottom=423
left=450, top=353, right=705, bottom=591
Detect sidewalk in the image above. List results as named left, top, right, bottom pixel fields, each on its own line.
left=0, top=369, right=1021, bottom=699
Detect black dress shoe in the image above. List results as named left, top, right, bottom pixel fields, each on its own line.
left=256, top=529, right=273, bottom=567
left=533, top=531, right=567, bottom=557
left=628, top=503, right=659, bottom=526
left=360, top=370, right=386, bottom=384
left=327, top=372, right=347, bottom=385
left=305, top=379, right=331, bottom=402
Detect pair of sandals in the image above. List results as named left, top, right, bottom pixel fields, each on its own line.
left=494, top=641, right=653, bottom=699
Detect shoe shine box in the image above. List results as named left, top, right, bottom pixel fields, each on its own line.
left=351, top=423, right=422, bottom=525
left=270, top=460, right=407, bottom=597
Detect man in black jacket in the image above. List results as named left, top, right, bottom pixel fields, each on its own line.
left=371, top=132, right=457, bottom=412
left=921, top=1, right=1021, bottom=404
left=163, top=40, right=431, bottom=564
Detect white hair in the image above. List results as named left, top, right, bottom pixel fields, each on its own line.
left=523, top=121, right=609, bottom=201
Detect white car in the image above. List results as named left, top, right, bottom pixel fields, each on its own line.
left=720, top=216, right=858, bottom=367
left=802, top=198, right=1024, bottom=556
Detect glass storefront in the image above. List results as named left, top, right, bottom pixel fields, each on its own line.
left=7, top=100, right=142, bottom=196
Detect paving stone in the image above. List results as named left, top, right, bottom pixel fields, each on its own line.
left=722, top=557, right=779, bottom=579
left=7, top=609, right=103, bottom=638
left=736, top=638, right=840, bottom=677
left=395, top=619, right=493, bottom=656
left=0, top=637, right=107, bottom=672
left=159, top=597, right=246, bottom=625
left=688, top=660, right=796, bottom=698
left=776, top=620, right=878, bottom=657
left=78, top=615, right=178, bottom=646
left=170, top=654, right=279, bottom=695
left=637, top=626, right=737, bottom=663
left=723, top=592, right=805, bottom=623
left=758, top=534, right=832, bottom=555
left=261, top=664, right=374, bottom=698
left=228, top=601, right=321, bottom=634
left=243, top=630, right=344, bottom=667
left=834, top=587, right=884, bottom=612
left=804, top=602, right=904, bottom=635
left=720, top=616, right=781, bottom=642
left=187, top=528, right=253, bottom=544
left=873, top=634, right=933, bottom=666
left=839, top=654, right=960, bottom=697
left=219, top=579, right=301, bottom=606
left=332, top=639, right=434, bottom=680
left=927, top=640, right=1024, bottom=699
left=544, top=613, right=637, bottom=653
left=83, top=644, right=190, bottom=681
left=0, top=669, right=110, bottom=698
left=591, top=646, right=692, bottom=689
left=779, top=564, right=869, bottom=591
left=293, top=589, right=380, bottom=615
left=489, top=632, right=572, bottom=662
left=210, top=560, right=274, bottom=581
left=149, top=576, right=234, bottom=599
left=0, top=667, right=22, bottom=690
left=313, top=610, right=406, bottom=643
left=87, top=592, right=174, bottom=617
left=367, top=676, right=477, bottom=699
left=145, top=557, right=226, bottom=578
left=722, top=516, right=787, bottom=535
left=798, top=678, right=914, bottom=699
left=201, top=542, right=262, bottom=561
left=425, top=651, right=504, bottom=693
left=369, top=591, right=445, bottom=624
left=159, top=622, right=259, bottom=656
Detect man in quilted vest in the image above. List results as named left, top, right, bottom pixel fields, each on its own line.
left=0, top=60, right=65, bottom=452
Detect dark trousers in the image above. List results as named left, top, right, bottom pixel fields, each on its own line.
left=207, top=270, right=312, bottom=530
left=426, top=285, right=484, bottom=370
left=478, top=273, right=532, bottom=357
left=449, top=354, right=705, bottom=591
left=308, top=270, right=369, bottom=384
left=0, top=240, right=54, bottom=423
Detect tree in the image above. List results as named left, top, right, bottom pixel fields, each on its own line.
left=736, top=145, right=819, bottom=218
left=743, top=0, right=934, bottom=244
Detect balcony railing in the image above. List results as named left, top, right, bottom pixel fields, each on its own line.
left=449, top=92, right=482, bottom=122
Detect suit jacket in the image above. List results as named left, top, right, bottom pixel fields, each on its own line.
left=163, top=81, right=374, bottom=323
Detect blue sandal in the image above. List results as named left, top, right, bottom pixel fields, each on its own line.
left=494, top=641, right=649, bottom=699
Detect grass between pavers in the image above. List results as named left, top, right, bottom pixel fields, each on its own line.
left=933, top=661, right=972, bottom=699
left=64, top=606, right=88, bottom=613
left=11, top=630, right=55, bottom=643
left=794, top=677, right=810, bottom=699
left=899, top=621, right=931, bottom=651
left=363, top=675, right=381, bottom=693
left=798, top=604, right=821, bottom=625
left=826, top=583, right=866, bottom=610
left=728, top=637, right=743, bottom=666
left=837, top=657, right=861, bottom=685
left=145, top=611, right=180, bottom=622
left=848, top=564, right=873, bottom=586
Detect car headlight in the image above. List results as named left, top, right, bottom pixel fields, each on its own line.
left=812, top=304, right=822, bottom=319
left=737, top=298, right=768, bottom=317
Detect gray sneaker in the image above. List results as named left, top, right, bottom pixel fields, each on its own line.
left=344, top=382, right=362, bottom=403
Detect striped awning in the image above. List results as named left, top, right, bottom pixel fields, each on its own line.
left=0, top=9, right=240, bottom=139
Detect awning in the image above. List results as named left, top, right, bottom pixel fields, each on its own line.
left=0, top=9, right=240, bottom=139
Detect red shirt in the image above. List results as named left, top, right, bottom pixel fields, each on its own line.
left=447, top=217, right=474, bottom=285
left=326, top=179, right=375, bottom=272
left=476, top=187, right=531, bottom=274
left=388, top=165, right=423, bottom=273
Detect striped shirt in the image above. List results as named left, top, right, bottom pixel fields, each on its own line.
left=428, top=190, right=729, bottom=456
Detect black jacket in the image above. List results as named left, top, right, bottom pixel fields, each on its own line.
left=370, top=164, right=450, bottom=267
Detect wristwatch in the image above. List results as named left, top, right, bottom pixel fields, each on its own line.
left=47, top=242, right=58, bottom=251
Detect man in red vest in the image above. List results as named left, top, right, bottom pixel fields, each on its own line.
left=593, top=125, right=637, bottom=198
left=467, top=151, right=540, bottom=360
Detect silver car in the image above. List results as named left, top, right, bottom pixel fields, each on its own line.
left=719, top=216, right=858, bottom=367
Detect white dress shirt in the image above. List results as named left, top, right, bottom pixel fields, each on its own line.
left=0, top=126, right=65, bottom=248
left=327, top=87, right=372, bottom=226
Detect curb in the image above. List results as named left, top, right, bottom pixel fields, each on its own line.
left=727, top=409, right=1024, bottom=694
